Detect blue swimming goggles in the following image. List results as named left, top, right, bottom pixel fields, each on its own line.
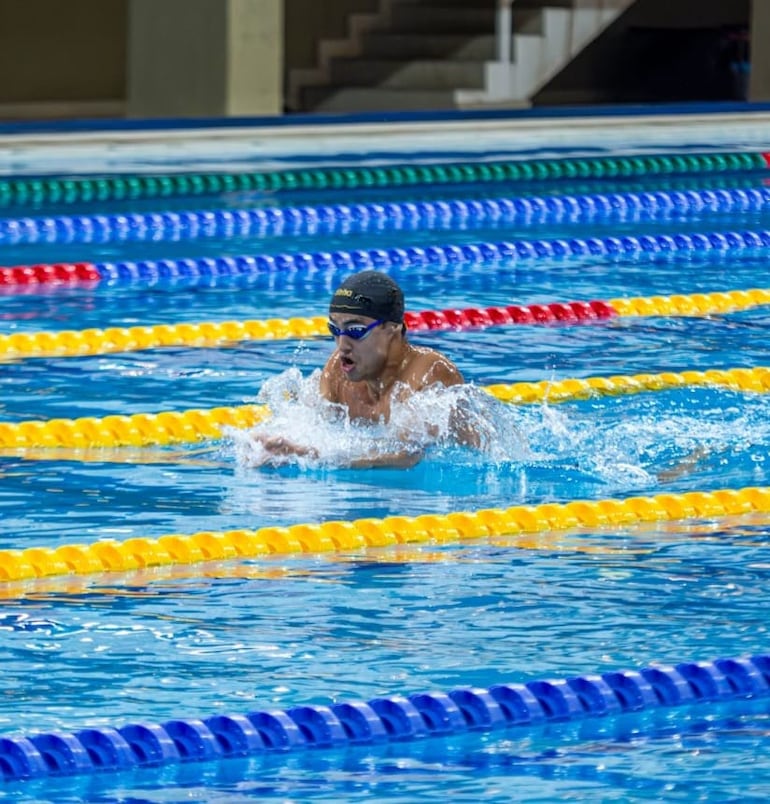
left=327, top=319, right=383, bottom=340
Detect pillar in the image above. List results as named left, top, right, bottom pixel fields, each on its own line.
left=749, top=0, right=770, bottom=101
left=127, top=0, right=283, bottom=118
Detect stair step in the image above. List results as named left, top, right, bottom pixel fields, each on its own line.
left=514, top=0, right=577, bottom=7
left=304, top=86, right=461, bottom=113
left=388, top=0, right=573, bottom=7
left=388, top=5, right=497, bottom=33
left=390, top=0, right=574, bottom=4
left=391, top=0, right=498, bottom=6
left=294, top=0, right=636, bottom=113
left=329, top=58, right=487, bottom=90
left=385, top=5, right=550, bottom=35
left=360, top=32, right=498, bottom=60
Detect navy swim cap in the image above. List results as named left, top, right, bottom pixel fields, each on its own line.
left=329, top=271, right=404, bottom=323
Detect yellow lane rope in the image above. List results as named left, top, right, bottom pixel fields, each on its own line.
left=0, top=486, right=768, bottom=582
left=0, top=405, right=267, bottom=449
left=484, top=366, right=770, bottom=404
left=1, top=366, right=769, bottom=450
left=608, top=287, right=770, bottom=317
left=0, top=536, right=658, bottom=599
left=0, top=316, right=329, bottom=360
left=2, top=288, right=769, bottom=360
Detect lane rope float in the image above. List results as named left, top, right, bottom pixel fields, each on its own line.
left=0, top=485, right=768, bottom=582
left=3, top=226, right=770, bottom=289
left=1, top=366, right=769, bottom=450
left=4, top=186, right=770, bottom=247
left=3, top=288, right=770, bottom=361
left=0, top=651, right=767, bottom=781
left=0, top=150, right=764, bottom=207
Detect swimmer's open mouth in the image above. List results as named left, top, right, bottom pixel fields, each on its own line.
left=341, top=356, right=354, bottom=369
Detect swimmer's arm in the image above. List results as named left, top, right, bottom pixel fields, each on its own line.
left=252, top=434, right=318, bottom=459
left=255, top=434, right=421, bottom=468
left=448, top=405, right=482, bottom=449
left=412, top=354, right=465, bottom=391
left=413, top=357, right=482, bottom=449
left=349, top=446, right=424, bottom=469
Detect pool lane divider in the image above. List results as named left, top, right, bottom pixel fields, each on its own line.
left=4, top=225, right=770, bottom=290
left=0, top=150, right=765, bottom=207
left=4, top=186, right=770, bottom=248
left=0, top=652, right=768, bottom=782
left=0, top=365, right=768, bottom=451
left=2, top=287, right=769, bottom=360
left=0, top=485, right=769, bottom=582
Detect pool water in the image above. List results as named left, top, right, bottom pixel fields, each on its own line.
left=2, top=114, right=770, bottom=801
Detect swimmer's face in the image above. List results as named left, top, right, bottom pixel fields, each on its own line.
left=329, top=314, right=402, bottom=381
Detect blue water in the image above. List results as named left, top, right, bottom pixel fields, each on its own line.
left=2, top=119, right=770, bottom=801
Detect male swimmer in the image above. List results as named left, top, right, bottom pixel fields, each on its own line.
left=254, top=270, right=479, bottom=467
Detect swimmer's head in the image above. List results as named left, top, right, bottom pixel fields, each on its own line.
left=329, top=271, right=405, bottom=324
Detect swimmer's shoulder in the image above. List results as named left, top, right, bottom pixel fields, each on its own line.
left=404, top=345, right=464, bottom=389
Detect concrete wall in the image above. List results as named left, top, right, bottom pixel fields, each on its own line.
left=127, top=0, right=283, bottom=118
left=0, top=0, right=126, bottom=118
left=0, top=0, right=284, bottom=120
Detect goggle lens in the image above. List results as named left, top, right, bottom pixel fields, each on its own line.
left=327, top=320, right=383, bottom=340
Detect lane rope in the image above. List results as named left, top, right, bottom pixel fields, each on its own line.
left=0, top=651, right=766, bottom=781
left=3, top=186, right=770, bottom=247
left=1, top=366, right=769, bottom=450
left=3, top=287, right=770, bottom=360
left=3, top=225, right=770, bottom=289
left=0, top=150, right=764, bottom=207
left=0, top=486, right=768, bottom=582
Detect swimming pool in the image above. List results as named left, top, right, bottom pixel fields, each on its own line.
left=2, top=109, right=770, bottom=801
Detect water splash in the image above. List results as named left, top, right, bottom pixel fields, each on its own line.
left=225, top=373, right=770, bottom=499
left=559, top=391, right=770, bottom=492
left=225, top=368, right=529, bottom=469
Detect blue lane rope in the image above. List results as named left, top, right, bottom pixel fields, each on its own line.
left=2, top=186, right=770, bottom=246
left=1, top=653, right=767, bottom=782
left=79, top=226, right=770, bottom=285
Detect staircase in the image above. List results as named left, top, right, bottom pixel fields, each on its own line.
left=288, top=0, right=637, bottom=114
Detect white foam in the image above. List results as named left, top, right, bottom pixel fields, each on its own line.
left=225, top=368, right=529, bottom=469
left=224, top=370, right=770, bottom=493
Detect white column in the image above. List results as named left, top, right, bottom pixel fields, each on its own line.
left=495, top=0, right=513, bottom=64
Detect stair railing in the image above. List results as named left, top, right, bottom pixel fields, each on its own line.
left=495, top=0, right=514, bottom=65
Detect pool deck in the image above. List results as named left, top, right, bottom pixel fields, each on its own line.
left=0, top=104, right=769, bottom=175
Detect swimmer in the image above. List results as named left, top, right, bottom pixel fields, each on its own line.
left=254, top=270, right=480, bottom=467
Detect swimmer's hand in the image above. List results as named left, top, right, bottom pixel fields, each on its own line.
left=349, top=447, right=424, bottom=469
left=252, top=435, right=319, bottom=461
left=251, top=433, right=422, bottom=469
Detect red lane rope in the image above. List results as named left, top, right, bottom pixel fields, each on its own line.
left=0, top=262, right=100, bottom=285
left=404, top=300, right=616, bottom=330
